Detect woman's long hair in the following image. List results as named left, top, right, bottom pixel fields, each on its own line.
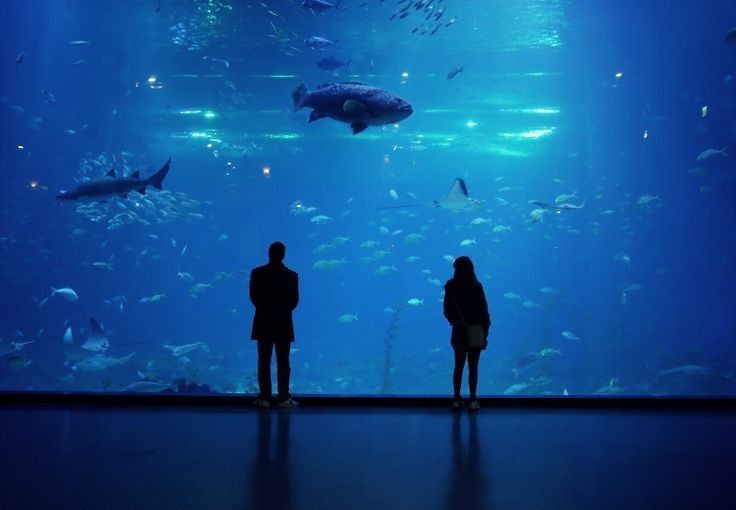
left=452, top=256, right=478, bottom=283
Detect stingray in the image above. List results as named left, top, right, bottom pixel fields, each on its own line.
left=63, top=318, right=109, bottom=363
left=377, top=178, right=483, bottom=210
left=433, top=178, right=483, bottom=210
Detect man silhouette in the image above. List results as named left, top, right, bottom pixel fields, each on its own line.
left=250, top=241, right=299, bottom=408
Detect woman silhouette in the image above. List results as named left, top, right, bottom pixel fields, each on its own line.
left=443, top=256, right=492, bottom=410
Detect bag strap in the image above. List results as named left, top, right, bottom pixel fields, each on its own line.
left=450, top=294, right=467, bottom=327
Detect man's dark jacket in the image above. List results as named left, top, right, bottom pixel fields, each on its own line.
left=249, top=262, right=299, bottom=341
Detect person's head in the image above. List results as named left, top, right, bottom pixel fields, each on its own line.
left=453, top=256, right=477, bottom=281
left=268, top=241, right=286, bottom=263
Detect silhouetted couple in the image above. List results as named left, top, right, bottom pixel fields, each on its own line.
left=249, top=244, right=491, bottom=410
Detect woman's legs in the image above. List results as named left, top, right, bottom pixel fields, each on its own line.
left=453, top=345, right=468, bottom=399
left=467, top=349, right=481, bottom=399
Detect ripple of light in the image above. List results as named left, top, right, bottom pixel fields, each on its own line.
left=499, top=128, right=555, bottom=140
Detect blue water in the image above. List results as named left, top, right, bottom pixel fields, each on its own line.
left=1, top=0, right=735, bottom=396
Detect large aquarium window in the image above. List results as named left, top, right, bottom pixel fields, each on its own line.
left=1, top=1, right=735, bottom=396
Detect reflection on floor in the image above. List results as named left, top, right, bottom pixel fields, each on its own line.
left=0, top=403, right=734, bottom=510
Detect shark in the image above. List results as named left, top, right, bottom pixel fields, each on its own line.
left=56, top=158, right=170, bottom=202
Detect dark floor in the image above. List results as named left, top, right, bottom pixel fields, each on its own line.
left=1, top=402, right=734, bottom=510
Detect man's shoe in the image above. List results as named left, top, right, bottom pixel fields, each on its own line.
left=277, top=398, right=299, bottom=408
left=254, top=398, right=271, bottom=408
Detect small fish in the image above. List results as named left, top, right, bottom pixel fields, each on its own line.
left=338, top=313, right=358, bottom=323
left=697, top=147, right=727, bottom=160
left=389, top=189, right=399, bottom=200
left=312, top=259, right=347, bottom=270
left=562, top=330, right=580, bottom=341
left=310, top=214, right=332, bottom=224
left=140, top=293, right=166, bottom=303
left=189, top=283, right=212, bottom=296
left=407, top=298, right=424, bottom=306
left=302, top=0, right=340, bottom=13
left=42, top=88, right=56, bottom=104
left=16, top=52, right=26, bottom=64
left=209, top=57, right=230, bottom=69
left=404, top=233, right=426, bottom=243
left=69, top=40, right=92, bottom=46
left=447, top=66, right=464, bottom=79
left=529, top=208, right=547, bottom=223
left=725, top=27, right=736, bottom=43
left=554, top=192, right=577, bottom=204
left=177, top=272, right=194, bottom=283
left=637, top=194, right=660, bottom=205
left=50, top=287, right=79, bottom=301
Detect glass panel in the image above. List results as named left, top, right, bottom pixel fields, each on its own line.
left=1, top=0, right=734, bottom=396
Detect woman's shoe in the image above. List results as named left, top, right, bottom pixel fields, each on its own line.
left=277, top=398, right=299, bottom=408
left=468, top=400, right=480, bottom=411
left=451, top=399, right=465, bottom=410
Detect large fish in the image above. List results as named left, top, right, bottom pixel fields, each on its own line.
left=725, top=27, right=736, bottom=43
left=317, top=56, right=351, bottom=71
left=57, top=158, right=170, bottom=202
left=292, top=82, right=413, bottom=134
left=72, top=352, right=135, bottom=372
left=530, top=200, right=585, bottom=211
